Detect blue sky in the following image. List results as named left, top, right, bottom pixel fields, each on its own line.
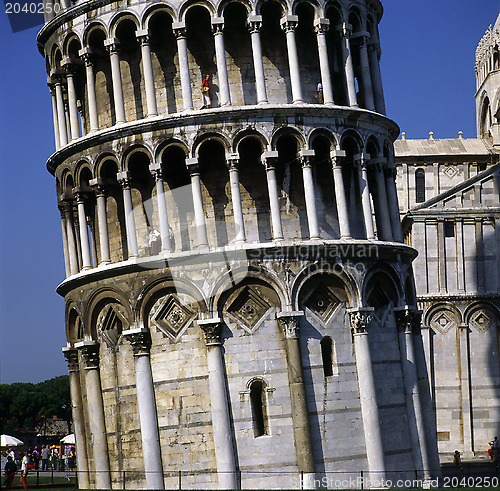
left=0, top=0, right=499, bottom=384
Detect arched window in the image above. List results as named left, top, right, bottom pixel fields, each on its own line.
left=415, top=168, right=425, bottom=203
left=321, top=336, right=334, bottom=376
left=250, top=380, right=269, bottom=437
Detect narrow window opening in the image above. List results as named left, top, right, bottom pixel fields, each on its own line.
left=250, top=380, right=268, bottom=437
left=444, top=221, right=455, bottom=238
left=415, top=168, right=425, bottom=203
left=321, top=336, right=334, bottom=377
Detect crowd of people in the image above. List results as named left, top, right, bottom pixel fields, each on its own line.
left=2, top=445, right=76, bottom=489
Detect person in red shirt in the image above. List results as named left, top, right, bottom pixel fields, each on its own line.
left=201, top=74, right=211, bottom=109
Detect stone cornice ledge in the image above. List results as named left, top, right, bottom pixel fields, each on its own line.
left=55, top=239, right=416, bottom=296
left=46, top=104, right=399, bottom=174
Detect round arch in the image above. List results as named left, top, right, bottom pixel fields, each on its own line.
left=109, top=11, right=141, bottom=38
left=142, top=3, right=177, bottom=28
left=209, top=264, right=289, bottom=314
left=83, top=22, right=109, bottom=47
left=179, top=0, right=216, bottom=22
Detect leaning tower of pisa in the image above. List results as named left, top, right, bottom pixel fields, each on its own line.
left=38, top=0, right=440, bottom=488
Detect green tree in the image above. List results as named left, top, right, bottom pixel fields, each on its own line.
left=0, top=376, right=71, bottom=433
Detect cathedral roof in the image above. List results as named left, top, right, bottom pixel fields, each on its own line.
left=394, top=137, right=492, bottom=159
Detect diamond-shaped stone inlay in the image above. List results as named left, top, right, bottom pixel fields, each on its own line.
left=304, top=283, right=341, bottom=324
left=150, top=295, right=197, bottom=342
left=470, top=310, right=493, bottom=333
left=226, top=286, right=273, bottom=334
left=430, top=310, right=456, bottom=334
left=444, top=165, right=459, bottom=179
left=97, top=304, right=128, bottom=349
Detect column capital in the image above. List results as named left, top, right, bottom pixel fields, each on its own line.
left=299, top=149, right=315, bottom=168
left=197, top=318, right=222, bottom=346
left=348, top=308, right=374, bottom=334
left=368, top=157, right=387, bottom=172
left=394, top=307, right=423, bottom=334
left=354, top=153, right=369, bottom=169
left=149, top=163, right=164, bottom=180
left=314, top=17, right=330, bottom=34
left=172, top=22, right=187, bottom=38
left=186, top=157, right=200, bottom=175
left=117, top=171, right=132, bottom=188
left=62, top=347, right=80, bottom=372
left=277, top=311, right=304, bottom=339
left=226, top=153, right=240, bottom=170
left=89, top=178, right=106, bottom=196
left=136, top=29, right=151, bottom=44
left=211, top=16, right=225, bottom=34
left=123, top=328, right=152, bottom=355
left=248, top=14, right=262, bottom=32
left=61, top=57, right=80, bottom=75
left=104, top=38, right=120, bottom=53
left=76, top=341, right=100, bottom=370
left=72, top=186, right=88, bottom=203
left=261, top=150, right=278, bottom=170
left=330, top=149, right=346, bottom=167
left=280, top=15, right=298, bottom=32
left=341, top=22, right=352, bottom=38
left=78, top=47, right=95, bottom=65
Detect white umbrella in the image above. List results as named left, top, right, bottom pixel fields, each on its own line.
left=60, top=434, right=75, bottom=444
left=1, top=435, right=23, bottom=447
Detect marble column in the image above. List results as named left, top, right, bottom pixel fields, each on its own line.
left=54, top=79, right=68, bottom=146
left=186, top=158, right=209, bottom=248
left=349, top=308, right=385, bottom=482
left=105, top=38, right=126, bottom=124
left=89, top=178, right=111, bottom=265
left=314, top=18, right=334, bottom=105
left=412, top=320, right=441, bottom=475
left=198, top=319, right=238, bottom=489
left=62, top=348, right=90, bottom=489
left=394, top=308, right=431, bottom=480
left=384, top=164, right=404, bottom=242
left=149, top=164, right=172, bottom=252
left=173, top=23, right=193, bottom=111
left=280, top=16, right=303, bottom=103
left=62, top=59, right=81, bottom=140
left=137, top=30, right=158, bottom=117
left=117, top=171, right=139, bottom=258
left=62, top=196, right=80, bottom=275
left=248, top=16, right=268, bottom=104
left=340, top=24, right=357, bottom=107
left=124, top=329, right=164, bottom=489
left=354, top=153, right=375, bottom=239
left=371, top=159, right=392, bottom=241
left=76, top=341, right=111, bottom=489
left=49, top=84, right=61, bottom=150
left=79, top=48, right=99, bottom=132
left=300, top=150, right=320, bottom=240
left=226, top=154, right=246, bottom=243
left=367, top=43, right=386, bottom=115
left=212, top=18, right=231, bottom=107
left=261, top=151, right=284, bottom=241
left=58, top=201, right=71, bottom=277
left=277, top=312, right=316, bottom=489
left=459, top=323, right=474, bottom=456
left=331, top=150, right=351, bottom=239
left=73, top=188, right=92, bottom=270
left=358, top=35, right=375, bottom=110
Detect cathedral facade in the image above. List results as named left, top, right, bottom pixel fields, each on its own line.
left=38, top=0, right=439, bottom=488
left=394, top=13, right=500, bottom=461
